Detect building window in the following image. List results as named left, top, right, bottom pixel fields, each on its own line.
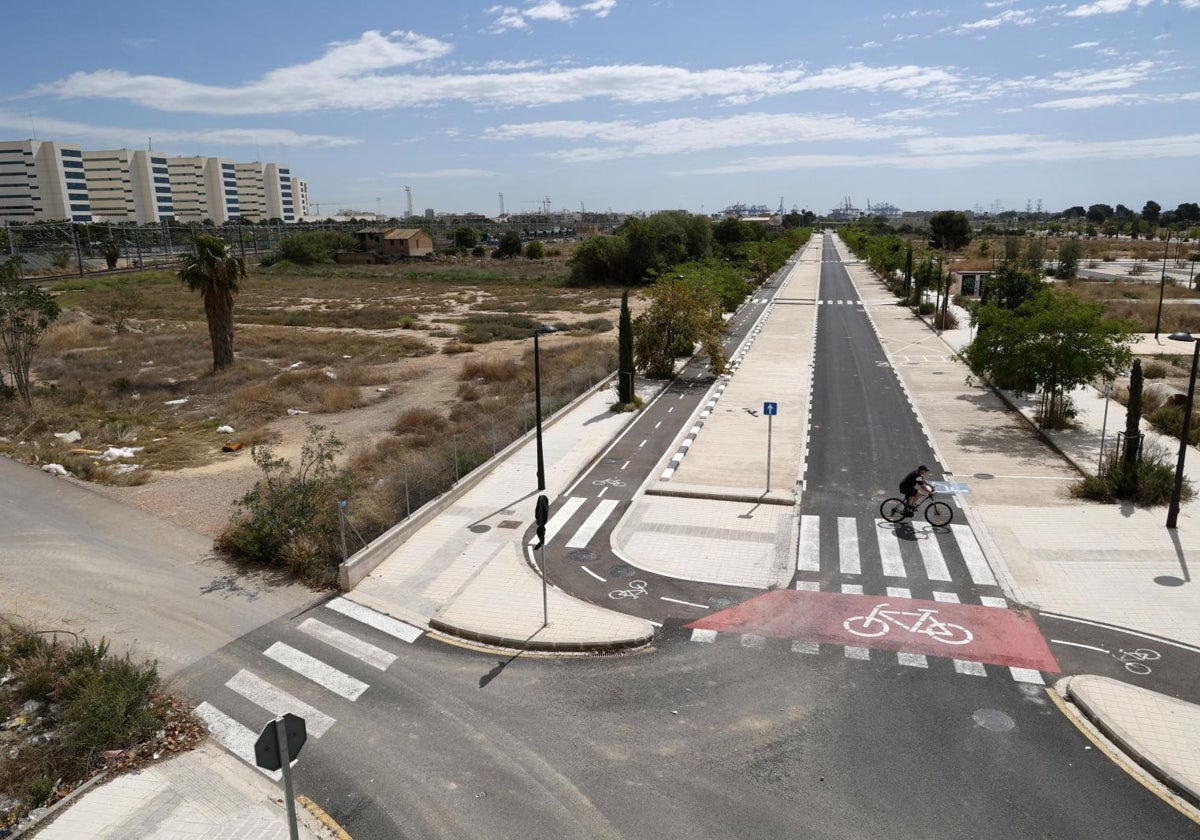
left=70, top=203, right=91, bottom=211
left=60, top=149, right=83, bottom=158
left=68, top=192, right=89, bottom=201
left=62, top=160, right=84, bottom=169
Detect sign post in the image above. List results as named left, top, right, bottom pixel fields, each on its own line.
left=762, top=402, right=778, bottom=492
left=535, top=494, right=550, bottom=627
left=254, top=714, right=307, bottom=840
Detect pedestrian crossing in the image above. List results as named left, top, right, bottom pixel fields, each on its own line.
left=691, top=514, right=1043, bottom=685
left=531, top=494, right=621, bottom=550
left=194, top=596, right=423, bottom=777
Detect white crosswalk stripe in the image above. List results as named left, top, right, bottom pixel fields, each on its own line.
left=566, top=499, right=620, bottom=549
left=225, top=669, right=336, bottom=737
left=933, top=591, right=987, bottom=676
left=194, top=701, right=281, bottom=780
left=299, top=618, right=396, bottom=670
left=535, top=496, right=586, bottom=546
left=798, top=515, right=820, bottom=572
left=264, top=642, right=368, bottom=701
left=875, top=520, right=907, bottom=577
left=950, top=525, right=996, bottom=586
left=916, top=534, right=952, bottom=581
left=837, top=517, right=860, bottom=575
left=887, top=587, right=928, bottom=668
left=326, top=597, right=422, bottom=644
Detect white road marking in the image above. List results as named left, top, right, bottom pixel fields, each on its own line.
left=621, top=460, right=629, bottom=470
left=978, top=596, right=1007, bottom=609
left=795, top=580, right=820, bottom=591
left=655, top=421, right=662, bottom=429
left=886, top=586, right=911, bottom=598
left=950, top=525, right=996, bottom=586
left=797, top=515, right=821, bottom=572
left=298, top=618, right=395, bottom=671
left=1009, top=668, right=1045, bottom=685
left=566, top=499, right=619, bottom=548
left=845, top=646, right=870, bottom=660
left=226, top=670, right=335, bottom=737
left=263, top=642, right=368, bottom=701
left=792, top=640, right=820, bottom=655
left=597, top=486, right=607, bottom=498
left=876, top=524, right=907, bottom=578
left=193, top=702, right=280, bottom=780
left=661, top=596, right=709, bottom=609
left=1038, top=612, right=1200, bottom=653
left=916, top=536, right=952, bottom=581
left=1050, top=639, right=1109, bottom=654
left=532, top=496, right=586, bottom=546
left=640, top=439, right=648, bottom=447
left=691, top=629, right=717, bottom=643
left=740, top=634, right=766, bottom=648
left=837, top=517, right=860, bottom=575
left=326, top=598, right=422, bottom=644
left=933, top=593, right=988, bottom=675
left=581, top=566, right=606, bottom=582
left=898, top=652, right=929, bottom=668
left=841, top=583, right=863, bottom=595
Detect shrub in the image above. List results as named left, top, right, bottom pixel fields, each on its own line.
left=217, top=423, right=357, bottom=586
left=1082, top=442, right=1194, bottom=506
left=459, top=357, right=521, bottom=383
left=1148, top=404, right=1200, bottom=446
left=1141, top=362, right=1168, bottom=379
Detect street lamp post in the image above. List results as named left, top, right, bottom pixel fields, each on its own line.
left=532, top=325, right=557, bottom=492
left=1166, top=331, right=1199, bottom=529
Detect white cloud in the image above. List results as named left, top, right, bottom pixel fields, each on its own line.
left=0, top=108, right=357, bottom=150
left=1070, top=41, right=1102, bottom=48
left=949, top=9, right=1037, bottom=33
left=32, top=39, right=966, bottom=115
left=487, top=0, right=617, bottom=32
left=1032, top=90, right=1200, bottom=108
left=672, top=133, right=1200, bottom=175
left=485, top=112, right=927, bottom=161
left=1065, top=0, right=1153, bottom=18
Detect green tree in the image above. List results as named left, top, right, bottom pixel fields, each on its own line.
left=963, top=289, right=1135, bottom=427
left=633, top=275, right=726, bottom=379
left=102, top=240, right=121, bottom=270
left=453, top=227, right=479, bottom=250
left=1142, top=200, right=1161, bottom=227
left=617, top=289, right=635, bottom=405
left=1056, top=239, right=1083, bottom=279
left=178, top=235, right=245, bottom=371
left=524, top=240, right=545, bottom=260
left=928, top=211, right=972, bottom=251
left=0, top=255, right=60, bottom=405
left=493, top=231, right=523, bottom=259
left=981, top=261, right=1045, bottom=310
left=569, top=234, right=629, bottom=285
left=1086, top=204, right=1114, bottom=224
left=1121, top=359, right=1144, bottom=491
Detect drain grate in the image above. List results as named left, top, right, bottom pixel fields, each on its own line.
left=497, top=520, right=522, bottom=529
left=570, top=549, right=597, bottom=563
left=600, top=457, right=621, bottom=465
left=609, top=564, right=637, bottom=578
left=708, top=595, right=737, bottom=609
left=973, top=473, right=994, bottom=480
left=468, top=524, right=491, bottom=533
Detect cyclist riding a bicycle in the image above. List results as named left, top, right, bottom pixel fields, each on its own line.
left=899, top=465, right=933, bottom=515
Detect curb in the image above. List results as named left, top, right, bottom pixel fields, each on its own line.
left=298, top=794, right=353, bottom=839
left=426, top=617, right=654, bottom=653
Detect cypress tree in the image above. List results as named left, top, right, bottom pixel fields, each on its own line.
left=1123, top=360, right=1143, bottom=469
left=618, top=289, right=635, bottom=405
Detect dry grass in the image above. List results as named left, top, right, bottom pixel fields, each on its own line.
left=459, top=357, right=522, bottom=383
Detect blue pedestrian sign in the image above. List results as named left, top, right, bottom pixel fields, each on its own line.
left=763, top=402, right=778, bottom=416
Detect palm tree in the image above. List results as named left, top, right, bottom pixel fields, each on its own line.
left=178, top=235, right=245, bottom=371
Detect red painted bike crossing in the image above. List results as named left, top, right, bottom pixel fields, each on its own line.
left=687, top=590, right=1059, bottom=672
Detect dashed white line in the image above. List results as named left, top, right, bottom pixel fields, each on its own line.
left=1051, top=639, right=1110, bottom=654
left=581, top=566, right=606, bottom=582
left=661, top=596, right=709, bottom=609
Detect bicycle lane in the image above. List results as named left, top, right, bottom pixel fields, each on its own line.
left=1035, top=613, right=1200, bottom=705
left=686, top=589, right=1059, bottom=672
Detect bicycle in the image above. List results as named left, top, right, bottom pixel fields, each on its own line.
left=609, top=580, right=648, bottom=600
left=1113, top=648, right=1159, bottom=676
left=880, top=490, right=953, bottom=527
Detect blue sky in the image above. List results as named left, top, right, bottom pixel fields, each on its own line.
left=5, top=0, right=1199, bottom=217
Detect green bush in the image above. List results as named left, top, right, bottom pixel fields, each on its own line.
left=1148, top=404, right=1200, bottom=445
left=1080, top=445, right=1194, bottom=506
left=1142, top=362, right=1168, bottom=379
left=217, top=423, right=358, bottom=586
left=458, top=313, right=540, bottom=343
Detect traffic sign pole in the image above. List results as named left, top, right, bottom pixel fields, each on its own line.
left=762, top=402, right=778, bottom=493
left=274, top=717, right=300, bottom=840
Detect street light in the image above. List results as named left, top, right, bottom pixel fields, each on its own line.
left=532, top=324, right=558, bottom=492
left=1165, top=331, right=1199, bottom=529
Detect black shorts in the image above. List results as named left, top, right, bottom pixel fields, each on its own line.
left=899, top=482, right=917, bottom=496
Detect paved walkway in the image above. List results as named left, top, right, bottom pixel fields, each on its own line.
left=37, top=233, right=1200, bottom=834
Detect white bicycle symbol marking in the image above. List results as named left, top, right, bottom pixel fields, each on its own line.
left=593, top=478, right=626, bottom=487
left=843, top=603, right=973, bottom=645
left=1114, top=648, right=1160, bottom=675
left=609, top=580, right=648, bottom=599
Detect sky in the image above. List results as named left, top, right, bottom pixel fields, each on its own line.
left=5, top=0, right=1199, bottom=218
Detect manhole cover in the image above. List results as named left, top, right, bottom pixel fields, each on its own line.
left=570, top=549, right=597, bottom=563
left=973, top=473, right=995, bottom=480
left=468, top=524, right=491, bottom=534
left=609, top=564, right=637, bottom=578
left=708, top=595, right=737, bottom=609
left=497, top=520, right=521, bottom=529
left=972, top=709, right=1015, bottom=732
left=601, top=457, right=621, bottom=465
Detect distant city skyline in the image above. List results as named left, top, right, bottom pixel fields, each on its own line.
left=5, top=1, right=1199, bottom=218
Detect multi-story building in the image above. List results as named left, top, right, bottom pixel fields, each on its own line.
left=0, top=139, right=298, bottom=224
left=292, top=177, right=310, bottom=218
left=0, top=140, right=91, bottom=221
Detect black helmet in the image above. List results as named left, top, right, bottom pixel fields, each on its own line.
left=918, top=464, right=929, bottom=471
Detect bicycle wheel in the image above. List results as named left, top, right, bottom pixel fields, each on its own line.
left=925, top=501, right=953, bottom=527
left=843, top=616, right=889, bottom=638
left=880, top=498, right=908, bottom=523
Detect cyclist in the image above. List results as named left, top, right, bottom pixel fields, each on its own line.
left=899, top=465, right=933, bottom=516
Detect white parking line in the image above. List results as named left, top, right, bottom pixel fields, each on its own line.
left=264, top=642, right=368, bottom=701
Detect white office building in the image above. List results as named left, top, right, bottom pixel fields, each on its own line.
left=0, top=140, right=90, bottom=222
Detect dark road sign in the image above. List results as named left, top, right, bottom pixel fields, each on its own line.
left=255, top=713, right=307, bottom=771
